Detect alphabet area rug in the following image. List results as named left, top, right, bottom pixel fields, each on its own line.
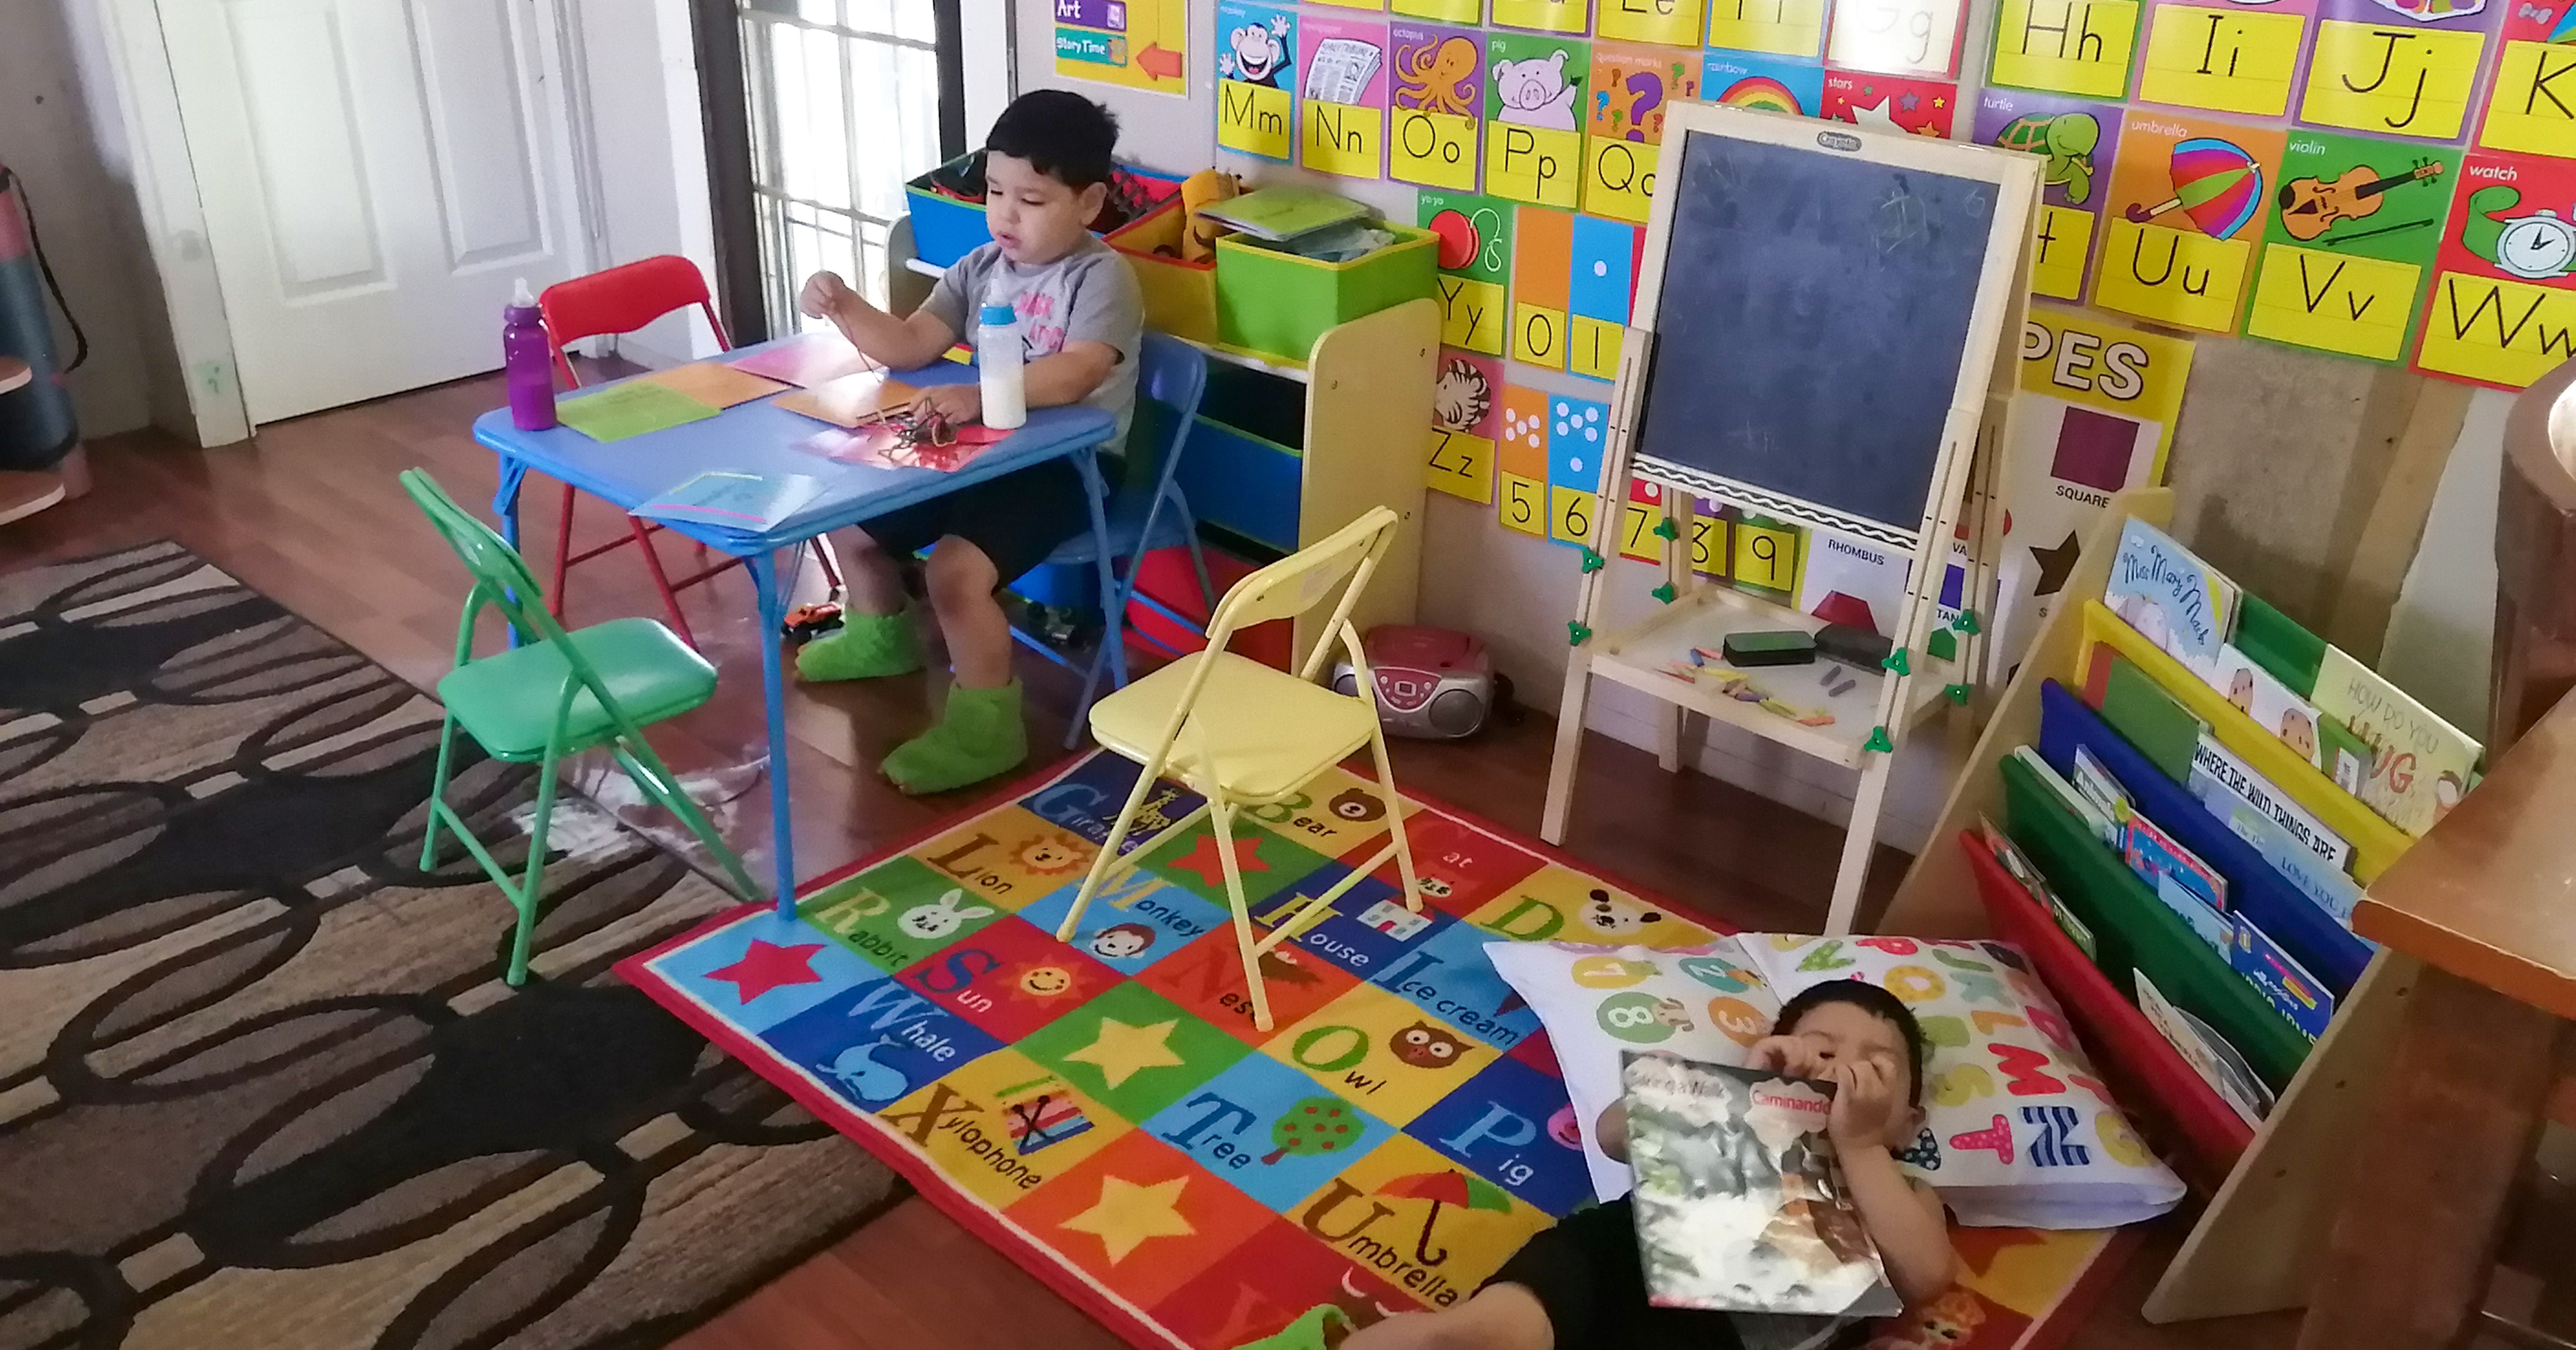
left=620, top=751, right=2135, bottom=1350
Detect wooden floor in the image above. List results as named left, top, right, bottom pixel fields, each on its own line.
left=0, top=371, right=2302, bottom=1350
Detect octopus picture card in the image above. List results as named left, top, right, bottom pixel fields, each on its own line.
left=2296, top=0, right=2500, bottom=143
left=1976, top=88, right=2128, bottom=301
left=1390, top=22, right=1483, bottom=191
left=1299, top=13, right=1390, bottom=179
left=1704, top=50, right=1829, bottom=117
left=2478, top=4, right=2576, bottom=157
left=1216, top=2, right=1299, bottom=160
left=1988, top=0, right=2144, bottom=100
left=2136, top=0, right=2319, bottom=118
left=2415, top=150, right=2576, bottom=387
left=2245, top=130, right=2458, bottom=362
left=1821, top=70, right=1959, bottom=135
left=2092, top=110, right=2287, bottom=332
left=1584, top=41, right=1700, bottom=223
left=1486, top=32, right=1589, bottom=209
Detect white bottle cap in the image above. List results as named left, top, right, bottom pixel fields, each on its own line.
left=511, top=277, right=537, bottom=308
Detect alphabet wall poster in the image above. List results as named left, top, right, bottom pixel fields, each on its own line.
left=1584, top=42, right=1700, bottom=223
left=2092, top=110, right=2287, bottom=331
left=2297, top=0, right=2499, bottom=141
left=2246, top=130, right=2459, bottom=361
left=2477, top=3, right=2576, bottom=157
left=1420, top=188, right=1515, bottom=353
left=1486, top=34, right=1591, bottom=207
left=1054, top=0, right=1190, bottom=96
left=1391, top=23, right=1486, bottom=190
left=1994, top=307, right=2194, bottom=674
left=2414, top=150, right=2576, bottom=387
left=1216, top=2, right=1300, bottom=160
left=1301, top=14, right=1392, bottom=179
left=1828, top=0, right=1972, bottom=76
left=1429, top=349, right=1504, bottom=504
left=1494, top=0, right=1598, bottom=34
left=1976, top=87, right=2129, bottom=301
left=1988, top=0, right=2143, bottom=99
left=1703, top=50, right=1829, bottom=116
left=2136, top=0, right=2318, bottom=117
left=1822, top=70, right=1960, bottom=134
left=1600, top=0, right=1709, bottom=45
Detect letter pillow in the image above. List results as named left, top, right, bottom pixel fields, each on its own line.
left=1483, top=939, right=1782, bottom=1201
left=1738, top=935, right=2185, bottom=1229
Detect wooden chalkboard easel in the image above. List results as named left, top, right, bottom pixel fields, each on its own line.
left=1542, top=104, right=2042, bottom=935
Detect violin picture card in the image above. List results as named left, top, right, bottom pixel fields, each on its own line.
left=2093, top=110, right=2288, bottom=332
left=2246, top=130, right=2459, bottom=361
left=2135, top=0, right=2318, bottom=118
left=2297, top=0, right=2500, bottom=143
left=2414, top=149, right=2576, bottom=388
left=1976, top=88, right=2129, bottom=301
left=2480, top=2, right=2576, bottom=157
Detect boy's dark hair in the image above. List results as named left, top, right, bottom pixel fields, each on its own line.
left=1772, top=979, right=1929, bottom=1109
left=986, top=90, right=1120, bottom=189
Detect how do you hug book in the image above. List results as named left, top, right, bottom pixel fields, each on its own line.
left=1623, top=1052, right=1904, bottom=1319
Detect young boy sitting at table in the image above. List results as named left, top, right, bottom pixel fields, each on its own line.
left=1333, top=980, right=1956, bottom=1350
left=792, top=88, right=1143, bottom=794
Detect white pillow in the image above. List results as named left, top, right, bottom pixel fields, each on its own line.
left=1737, top=935, right=2185, bottom=1229
left=1483, top=938, right=1783, bottom=1201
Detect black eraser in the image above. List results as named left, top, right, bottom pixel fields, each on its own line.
left=1722, top=630, right=1817, bottom=666
left=1816, top=623, right=1893, bottom=667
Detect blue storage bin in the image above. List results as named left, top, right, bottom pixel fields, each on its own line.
left=906, top=157, right=1186, bottom=268
left=1175, top=417, right=1301, bottom=552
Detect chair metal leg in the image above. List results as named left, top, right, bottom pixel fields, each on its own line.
left=420, top=711, right=462, bottom=871
left=1209, top=799, right=1273, bottom=1032
left=549, top=484, right=579, bottom=619
left=1366, top=721, right=1425, bottom=913
left=628, top=517, right=700, bottom=649
left=613, top=738, right=762, bottom=902
left=509, top=746, right=564, bottom=987
left=1054, top=754, right=1172, bottom=944
left=1168, top=489, right=1218, bottom=615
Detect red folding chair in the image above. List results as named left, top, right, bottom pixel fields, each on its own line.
left=539, top=255, right=840, bottom=647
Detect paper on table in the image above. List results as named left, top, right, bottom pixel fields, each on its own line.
left=773, top=372, right=923, bottom=428
left=642, top=361, right=788, bottom=408
left=631, top=471, right=823, bottom=534
left=730, top=332, right=878, bottom=388
left=556, top=380, right=721, bottom=441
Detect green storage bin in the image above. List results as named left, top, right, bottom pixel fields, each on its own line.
left=1214, top=226, right=1437, bottom=363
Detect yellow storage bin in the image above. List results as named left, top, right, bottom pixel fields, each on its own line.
left=1106, top=198, right=1218, bottom=346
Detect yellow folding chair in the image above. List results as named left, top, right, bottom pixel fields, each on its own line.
left=1053, top=507, right=1422, bottom=1032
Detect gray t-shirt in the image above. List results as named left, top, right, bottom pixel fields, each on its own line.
left=923, top=235, right=1143, bottom=447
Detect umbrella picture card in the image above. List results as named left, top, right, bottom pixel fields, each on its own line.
left=2135, top=0, right=2317, bottom=118
left=2092, top=110, right=2288, bottom=332
left=1987, top=0, right=2143, bottom=100
left=1976, top=88, right=2128, bottom=301
left=2245, top=130, right=2458, bottom=362
left=2415, top=150, right=2576, bottom=388
left=2298, top=0, right=2500, bottom=141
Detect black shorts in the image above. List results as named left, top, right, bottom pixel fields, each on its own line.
left=1484, top=1199, right=1745, bottom=1350
left=857, top=457, right=1093, bottom=585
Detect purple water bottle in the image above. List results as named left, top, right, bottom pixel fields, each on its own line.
left=504, top=277, right=556, bottom=430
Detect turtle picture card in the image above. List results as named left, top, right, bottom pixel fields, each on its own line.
left=1975, top=88, right=2127, bottom=301
left=2246, top=130, right=2460, bottom=362
left=2415, top=149, right=2576, bottom=388
left=2091, top=110, right=2287, bottom=332
left=1819, top=70, right=1959, bottom=135
left=1703, top=51, right=1830, bottom=118
left=2134, top=0, right=2319, bottom=120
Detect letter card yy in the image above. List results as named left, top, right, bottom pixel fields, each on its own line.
left=1702, top=50, right=1830, bottom=118
left=2247, top=130, right=2459, bottom=362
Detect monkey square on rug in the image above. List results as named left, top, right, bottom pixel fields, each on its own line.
left=620, top=752, right=2135, bottom=1350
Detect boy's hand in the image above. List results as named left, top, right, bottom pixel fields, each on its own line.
left=1750, top=1035, right=1826, bottom=1080
left=799, top=271, right=853, bottom=320
left=1828, top=1059, right=1900, bottom=1151
left=911, top=383, right=983, bottom=425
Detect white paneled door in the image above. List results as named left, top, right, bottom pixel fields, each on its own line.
left=161, top=0, right=591, bottom=424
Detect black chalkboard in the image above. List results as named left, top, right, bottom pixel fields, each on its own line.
left=1634, top=129, right=2000, bottom=539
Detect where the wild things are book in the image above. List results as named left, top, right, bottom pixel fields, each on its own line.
left=1623, top=1052, right=1904, bottom=1318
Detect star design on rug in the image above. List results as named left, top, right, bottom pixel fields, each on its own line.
left=703, top=940, right=825, bottom=1002
left=1063, top=1016, right=1186, bottom=1087
left=2030, top=530, right=2083, bottom=597
left=1059, top=1174, right=1196, bottom=1263
left=1169, top=831, right=1270, bottom=888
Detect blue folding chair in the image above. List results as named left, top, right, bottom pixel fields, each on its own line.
left=1011, top=331, right=1215, bottom=747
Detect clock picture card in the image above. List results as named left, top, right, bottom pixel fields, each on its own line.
left=2135, top=0, right=2318, bottom=118
left=2245, top=130, right=2460, bottom=363
left=1975, top=88, right=2128, bottom=301
left=2091, top=111, right=2288, bottom=334
left=2297, top=0, right=2500, bottom=143
left=2414, top=150, right=2576, bottom=388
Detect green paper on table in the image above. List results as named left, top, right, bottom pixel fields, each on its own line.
left=557, top=380, right=721, bottom=441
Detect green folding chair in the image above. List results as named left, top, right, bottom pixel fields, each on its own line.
left=401, top=468, right=758, bottom=985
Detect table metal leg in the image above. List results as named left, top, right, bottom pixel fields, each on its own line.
left=1073, top=448, right=1126, bottom=693
left=748, top=548, right=798, bottom=914
left=492, top=458, right=529, bottom=646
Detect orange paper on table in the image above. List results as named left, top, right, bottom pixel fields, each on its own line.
left=773, top=372, right=925, bottom=428
left=642, top=362, right=789, bottom=409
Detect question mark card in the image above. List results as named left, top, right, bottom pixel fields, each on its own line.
left=1583, top=43, right=1699, bottom=223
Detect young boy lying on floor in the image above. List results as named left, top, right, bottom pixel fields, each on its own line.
left=1329, top=980, right=1957, bottom=1350
left=792, top=88, right=1143, bottom=794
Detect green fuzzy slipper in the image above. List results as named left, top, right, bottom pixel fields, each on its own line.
left=1230, top=1304, right=1353, bottom=1350
left=796, top=610, right=921, bottom=682
left=883, top=680, right=1028, bottom=795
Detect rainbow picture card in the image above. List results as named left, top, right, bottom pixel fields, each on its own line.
left=1975, top=88, right=2128, bottom=301
left=1703, top=49, right=1829, bottom=117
